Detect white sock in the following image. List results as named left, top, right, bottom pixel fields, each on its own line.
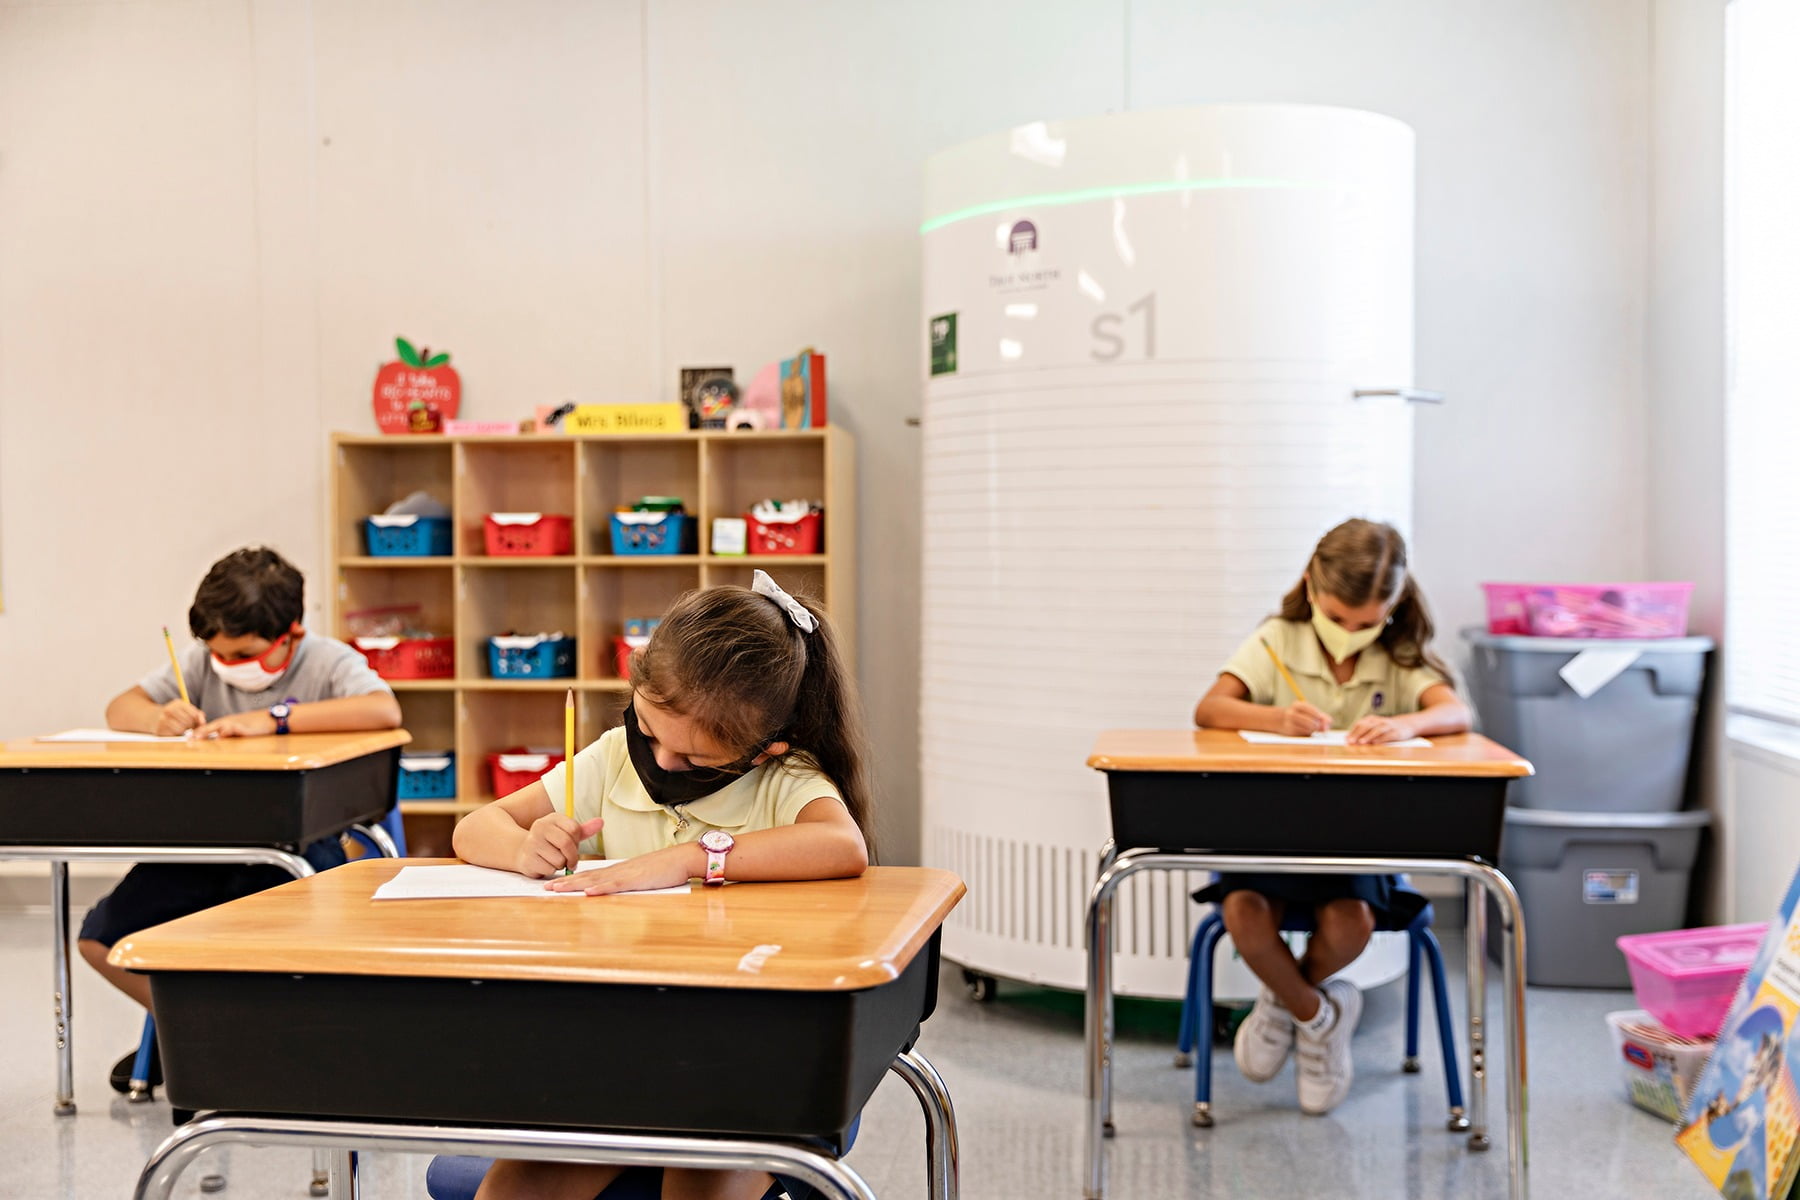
left=1297, top=991, right=1335, bottom=1037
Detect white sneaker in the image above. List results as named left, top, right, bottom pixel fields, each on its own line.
left=1233, top=987, right=1296, bottom=1083
left=1297, top=977, right=1362, bottom=1115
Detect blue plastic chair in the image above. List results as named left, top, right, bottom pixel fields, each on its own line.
left=1175, top=890, right=1467, bottom=1130
left=425, top=1114, right=862, bottom=1200
left=346, top=806, right=408, bottom=859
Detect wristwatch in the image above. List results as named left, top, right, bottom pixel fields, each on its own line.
left=698, top=829, right=735, bottom=886
left=270, top=701, right=294, bottom=735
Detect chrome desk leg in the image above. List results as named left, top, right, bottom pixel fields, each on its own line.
left=1481, top=867, right=1531, bottom=1200
left=133, top=1115, right=879, bottom=1200
left=51, top=861, right=75, bottom=1116
left=1084, top=860, right=1117, bottom=1199
left=1465, top=875, right=1489, bottom=1152
left=1096, top=839, right=1117, bottom=1137
left=891, top=1049, right=959, bottom=1200
left=1084, top=848, right=1188, bottom=1200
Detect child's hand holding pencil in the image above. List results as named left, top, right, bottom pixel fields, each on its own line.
left=1261, top=637, right=1330, bottom=736
left=154, top=626, right=206, bottom=736
left=1278, top=702, right=1331, bottom=737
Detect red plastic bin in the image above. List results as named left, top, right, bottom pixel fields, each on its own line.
left=1616, top=922, right=1768, bottom=1039
left=486, top=748, right=565, bottom=799
left=745, top=509, right=822, bottom=555
left=483, top=513, right=574, bottom=557
left=353, top=636, right=455, bottom=680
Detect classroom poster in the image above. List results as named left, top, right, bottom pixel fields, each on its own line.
left=1676, top=866, right=1800, bottom=1200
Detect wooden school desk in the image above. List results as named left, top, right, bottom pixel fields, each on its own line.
left=0, top=729, right=409, bottom=1114
left=112, top=859, right=968, bottom=1200
left=1082, top=730, right=1534, bottom=1200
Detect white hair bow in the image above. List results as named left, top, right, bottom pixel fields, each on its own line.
left=751, top=569, right=818, bottom=633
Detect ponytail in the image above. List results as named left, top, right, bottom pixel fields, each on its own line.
left=1380, top=576, right=1453, bottom=680
left=783, top=595, right=877, bottom=861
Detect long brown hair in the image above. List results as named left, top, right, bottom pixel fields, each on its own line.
left=1277, top=518, right=1451, bottom=678
left=628, top=582, right=876, bottom=857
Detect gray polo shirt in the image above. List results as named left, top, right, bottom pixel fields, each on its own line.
left=139, top=633, right=392, bottom=719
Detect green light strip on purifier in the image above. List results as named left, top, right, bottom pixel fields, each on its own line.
left=918, top=177, right=1325, bottom=234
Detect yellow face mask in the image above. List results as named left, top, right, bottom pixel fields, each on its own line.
left=1307, top=585, right=1388, bottom=663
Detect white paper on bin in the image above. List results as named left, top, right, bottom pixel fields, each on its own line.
left=1558, top=648, right=1643, bottom=699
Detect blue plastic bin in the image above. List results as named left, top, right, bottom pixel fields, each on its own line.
left=364, top=515, right=453, bottom=557
left=610, top=512, right=692, bottom=556
left=397, top=753, right=456, bottom=800
left=487, top=635, right=576, bottom=679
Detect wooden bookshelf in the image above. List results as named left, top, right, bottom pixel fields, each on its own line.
left=329, top=429, right=855, bottom=847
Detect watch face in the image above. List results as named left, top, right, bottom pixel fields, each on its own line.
left=271, top=704, right=290, bottom=718
left=699, top=829, right=733, bottom=853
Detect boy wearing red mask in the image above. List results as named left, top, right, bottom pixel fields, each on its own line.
left=83, top=546, right=402, bottom=1093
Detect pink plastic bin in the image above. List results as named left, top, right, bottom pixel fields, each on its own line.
left=1482, top=582, right=1693, bottom=639
left=1616, top=923, right=1768, bottom=1039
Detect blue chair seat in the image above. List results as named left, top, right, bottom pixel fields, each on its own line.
left=1175, top=887, right=1468, bottom=1130
left=427, top=1158, right=782, bottom=1199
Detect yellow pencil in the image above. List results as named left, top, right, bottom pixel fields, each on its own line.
left=162, top=626, right=191, bottom=707
left=1260, top=637, right=1312, bottom=706
left=563, top=689, right=576, bottom=875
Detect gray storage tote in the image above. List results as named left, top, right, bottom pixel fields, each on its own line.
left=1493, top=807, right=1712, bottom=988
left=1462, top=631, right=1712, bottom=812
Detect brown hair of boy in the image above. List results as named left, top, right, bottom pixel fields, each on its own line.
left=1276, top=518, right=1452, bottom=678
left=629, top=584, right=876, bottom=858
left=188, top=546, right=304, bottom=642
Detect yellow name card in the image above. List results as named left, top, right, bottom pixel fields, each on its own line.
left=564, top=404, right=688, bottom=435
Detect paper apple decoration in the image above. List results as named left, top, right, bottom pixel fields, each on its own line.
left=372, top=337, right=461, bottom=434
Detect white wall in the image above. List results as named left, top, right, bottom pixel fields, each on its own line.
left=0, top=0, right=1692, bottom=864
left=1647, top=0, right=1727, bottom=918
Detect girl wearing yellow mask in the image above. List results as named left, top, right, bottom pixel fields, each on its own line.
left=1191, top=517, right=1470, bottom=1116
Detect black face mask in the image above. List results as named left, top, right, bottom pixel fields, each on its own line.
left=623, top=703, right=759, bottom=807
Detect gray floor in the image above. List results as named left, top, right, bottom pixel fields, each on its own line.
left=0, top=907, right=1718, bottom=1199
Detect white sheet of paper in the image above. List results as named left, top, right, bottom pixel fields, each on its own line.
left=1557, top=647, right=1642, bottom=700
left=1238, top=730, right=1432, bottom=748
left=37, top=728, right=190, bottom=743
left=371, top=860, right=692, bottom=900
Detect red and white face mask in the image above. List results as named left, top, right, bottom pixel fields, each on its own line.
left=209, top=627, right=302, bottom=693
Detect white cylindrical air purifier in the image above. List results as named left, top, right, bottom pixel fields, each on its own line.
left=920, top=104, right=1420, bottom=999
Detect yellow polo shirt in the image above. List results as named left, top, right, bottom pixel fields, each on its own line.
left=1219, top=618, right=1449, bottom=729
left=537, top=726, right=842, bottom=859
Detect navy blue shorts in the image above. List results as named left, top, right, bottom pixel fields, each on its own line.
left=1193, top=872, right=1427, bottom=931
left=79, top=838, right=347, bottom=948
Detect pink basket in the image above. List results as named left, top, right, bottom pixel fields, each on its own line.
left=1616, top=923, right=1767, bottom=1039
left=1482, top=582, right=1693, bottom=639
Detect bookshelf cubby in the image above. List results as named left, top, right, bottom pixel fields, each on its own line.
left=330, top=429, right=855, bottom=849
